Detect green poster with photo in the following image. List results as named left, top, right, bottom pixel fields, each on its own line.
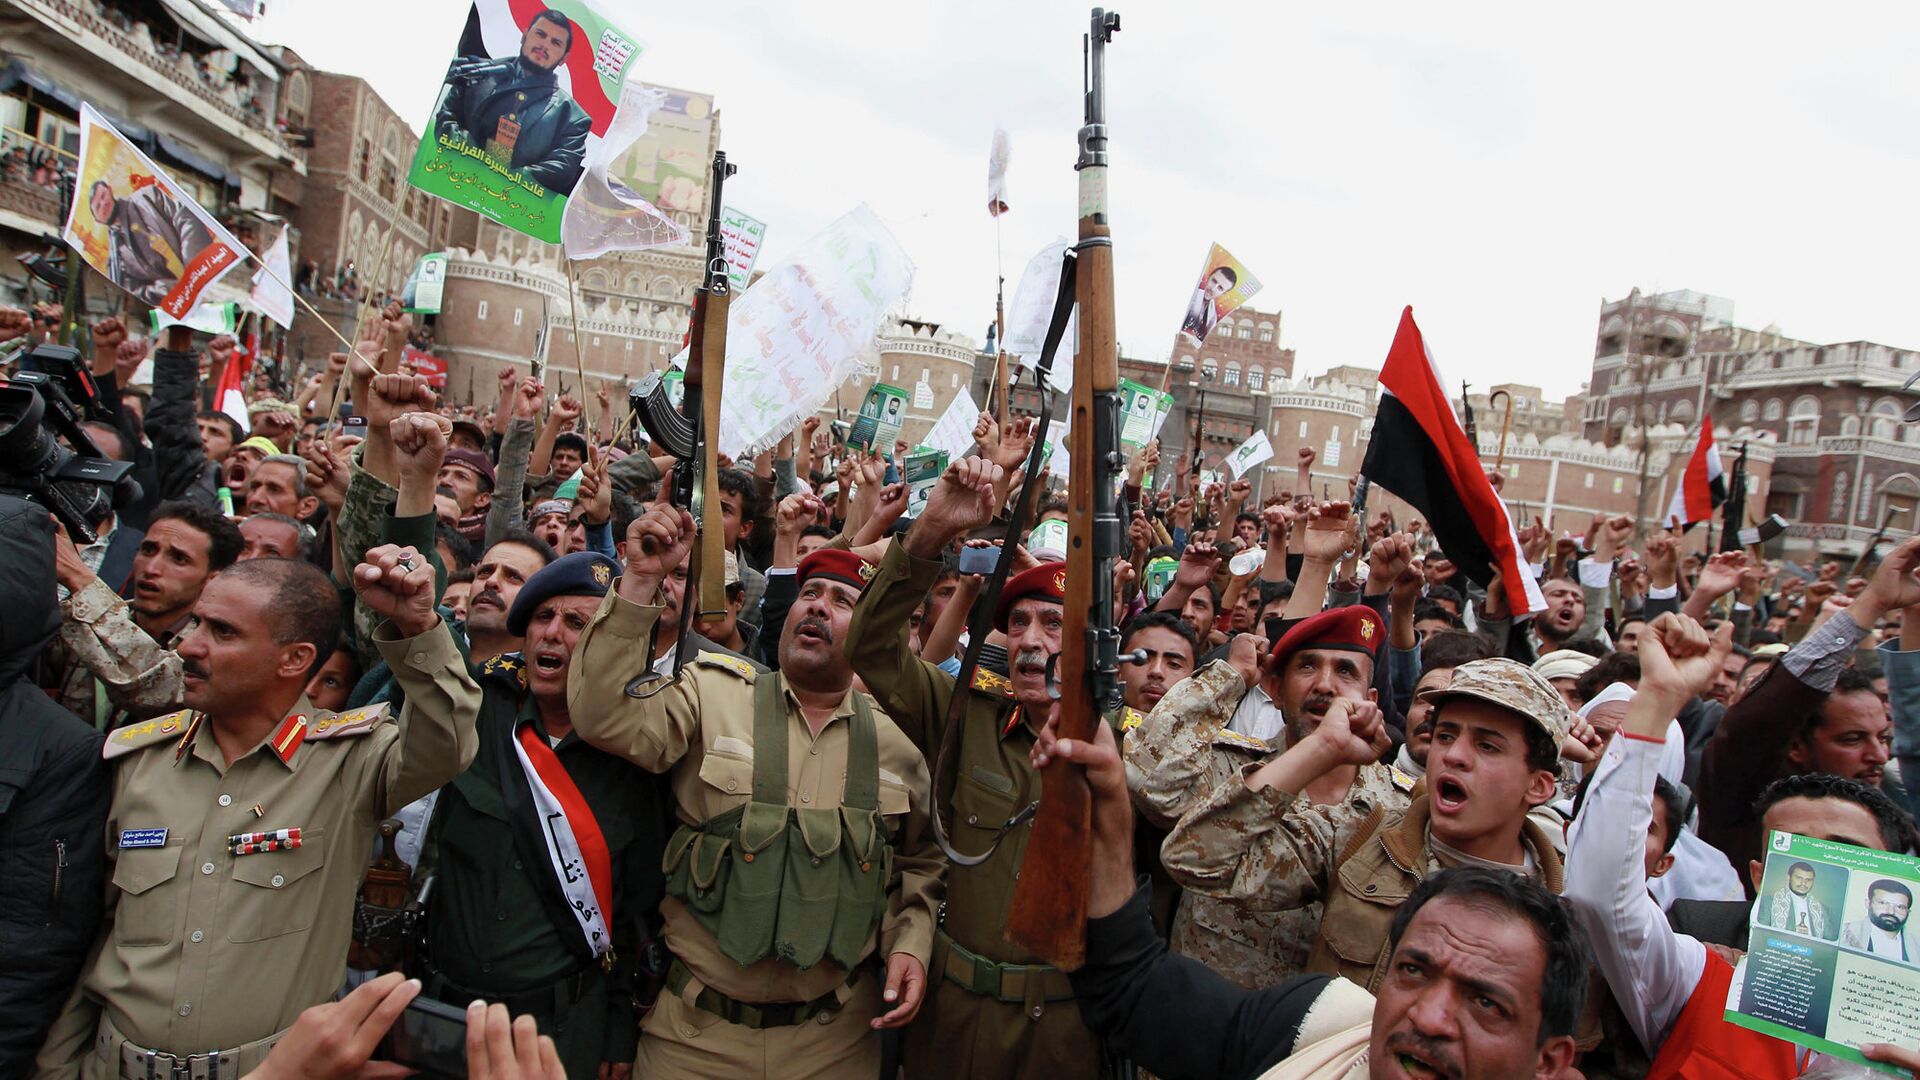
left=903, top=448, right=947, bottom=518
left=408, top=1, right=645, bottom=243
left=848, top=383, right=908, bottom=452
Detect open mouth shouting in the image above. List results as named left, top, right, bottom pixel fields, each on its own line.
left=1430, top=773, right=1471, bottom=816
left=1383, top=1034, right=1461, bottom=1080
left=531, top=650, right=567, bottom=677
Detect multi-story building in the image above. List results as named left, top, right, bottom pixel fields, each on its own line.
left=0, top=0, right=307, bottom=311
left=1579, top=287, right=1918, bottom=558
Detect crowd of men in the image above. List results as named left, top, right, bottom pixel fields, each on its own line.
left=7, top=304, right=1920, bottom=1079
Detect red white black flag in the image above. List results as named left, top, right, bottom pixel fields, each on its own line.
left=1361, top=307, right=1546, bottom=617
left=1666, top=416, right=1726, bottom=528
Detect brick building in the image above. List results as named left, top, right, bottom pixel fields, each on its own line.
left=0, top=0, right=306, bottom=313
left=1579, top=287, right=1918, bottom=558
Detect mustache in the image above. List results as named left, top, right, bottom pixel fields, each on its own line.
left=795, top=617, right=833, bottom=645
left=1382, top=1033, right=1463, bottom=1080
left=1014, top=647, right=1048, bottom=671
left=470, top=588, right=505, bottom=610
left=1304, top=693, right=1336, bottom=714
left=183, top=658, right=210, bottom=681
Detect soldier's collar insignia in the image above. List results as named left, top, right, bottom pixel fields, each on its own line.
left=1390, top=765, right=1418, bottom=793
left=1119, top=707, right=1145, bottom=733
left=269, top=713, right=308, bottom=764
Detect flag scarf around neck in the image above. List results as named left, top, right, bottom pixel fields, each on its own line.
left=1667, top=415, right=1726, bottom=528
left=510, top=723, right=615, bottom=957
left=1361, top=307, right=1546, bottom=618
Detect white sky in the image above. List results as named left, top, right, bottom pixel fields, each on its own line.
left=245, top=0, right=1920, bottom=400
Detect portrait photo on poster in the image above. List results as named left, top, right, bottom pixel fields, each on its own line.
left=411, top=0, right=647, bottom=243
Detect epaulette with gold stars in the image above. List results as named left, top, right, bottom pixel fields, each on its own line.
left=1389, top=765, right=1419, bottom=794
left=309, top=704, right=391, bottom=741
left=103, top=710, right=194, bottom=760
left=480, top=653, right=528, bottom=690
left=970, top=667, right=1014, bottom=699
left=1209, top=727, right=1271, bottom=754
left=694, top=651, right=758, bottom=681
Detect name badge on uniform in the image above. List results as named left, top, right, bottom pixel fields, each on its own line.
left=119, top=828, right=168, bottom=849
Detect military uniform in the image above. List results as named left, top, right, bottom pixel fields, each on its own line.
left=1124, top=659, right=1417, bottom=989
left=845, top=540, right=1102, bottom=1080
left=49, top=579, right=185, bottom=730
left=413, top=652, right=670, bottom=1080
left=568, top=585, right=942, bottom=1080
left=34, top=623, right=481, bottom=1079
left=1160, top=658, right=1572, bottom=994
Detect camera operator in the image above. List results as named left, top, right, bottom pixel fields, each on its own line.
left=0, top=495, right=109, bottom=1075
left=44, top=500, right=242, bottom=728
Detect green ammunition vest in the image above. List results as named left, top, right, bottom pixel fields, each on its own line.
left=663, top=672, right=892, bottom=971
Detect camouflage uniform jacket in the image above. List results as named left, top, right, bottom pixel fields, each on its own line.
left=1163, top=787, right=1562, bottom=992
left=51, top=577, right=184, bottom=728
left=1129, top=658, right=1418, bottom=988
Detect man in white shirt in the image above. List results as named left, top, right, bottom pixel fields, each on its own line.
left=1839, top=880, right=1918, bottom=960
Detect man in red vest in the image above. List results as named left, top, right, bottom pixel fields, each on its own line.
left=1567, top=611, right=1902, bottom=1078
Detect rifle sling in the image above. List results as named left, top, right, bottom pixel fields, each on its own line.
left=928, top=248, right=1078, bottom=868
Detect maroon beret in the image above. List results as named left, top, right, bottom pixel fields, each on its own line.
left=995, top=561, right=1067, bottom=632
left=797, top=549, right=876, bottom=592
left=1269, top=605, right=1383, bottom=668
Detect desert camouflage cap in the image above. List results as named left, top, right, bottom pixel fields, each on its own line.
left=1418, top=656, right=1571, bottom=755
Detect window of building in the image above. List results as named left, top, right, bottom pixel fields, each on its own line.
left=891, top=365, right=899, bottom=381
left=1238, top=324, right=1253, bottom=340
left=1202, top=359, right=1218, bottom=380
left=1788, top=395, right=1820, bottom=445
left=1739, top=399, right=1759, bottom=423
left=1258, top=322, right=1274, bottom=343
left=283, top=71, right=310, bottom=129
left=1247, top=366, right=1264, bottom=391
left=1841, top=416, right=1861, bottom=436
left=512, top=308, right=523, bottom=327
left=1584, top=472, right=1594, bottom=489
left=1223, top=363, right=1240, bottom=387
left=1763, top=399, right=1784, bottom=422
left=477, top=300, right=489, bottom=320
left=1298, top=420, right=1309, bottom=439
left=1612, top=477, right=1624, bottom=493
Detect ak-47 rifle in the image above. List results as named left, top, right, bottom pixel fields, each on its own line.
left=1003, top=7, right=1124, bottom=970
left=629, top=151, right=736, bottom=677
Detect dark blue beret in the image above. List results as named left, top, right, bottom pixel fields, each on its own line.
left=507, top=551, right=622, bottom=635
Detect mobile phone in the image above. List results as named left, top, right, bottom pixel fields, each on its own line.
left=380, top=995, right=468, bottom=1078
left=342, top=414, right=368, bottom=435
left=957, top=545, right=1001, bottom=576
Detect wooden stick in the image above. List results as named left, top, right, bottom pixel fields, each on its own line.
left=563, top=257, right=594, bottom=441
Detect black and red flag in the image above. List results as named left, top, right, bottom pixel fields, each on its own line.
left=1360, top=307, right=1546, bottom=617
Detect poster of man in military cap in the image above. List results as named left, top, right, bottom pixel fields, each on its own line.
left=411, top=0, right=644, bottom=243
left=62, top=104, right=246, bottom=319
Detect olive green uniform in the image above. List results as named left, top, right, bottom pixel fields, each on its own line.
left=568, top=591, right=943, bottom=1080
left=414, top=655, right=670, bottom=1080
left=845, top=539, right=1103, bottom=1080
left=34, top=622, right=481, bottom=1079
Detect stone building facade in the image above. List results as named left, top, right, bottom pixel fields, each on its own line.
left=1579, top=287, right=1918, bottom=558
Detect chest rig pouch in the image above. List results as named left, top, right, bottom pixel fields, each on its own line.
left=664, top=672, right=892, bottom=970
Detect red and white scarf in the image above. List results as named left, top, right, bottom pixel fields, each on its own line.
left=511, top=725, right=615, bottom=958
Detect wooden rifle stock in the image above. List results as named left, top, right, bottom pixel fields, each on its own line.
left=683, top=152, right=735, bottom=616
left=1004, top=7, right=1122, bottom=971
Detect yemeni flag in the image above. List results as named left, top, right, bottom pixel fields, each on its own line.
left=211, top=345, right=250, bottom=436
left=1361, top=307, right=1545, bottom=617
left=1666, top=416, right=1726, bottom=529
